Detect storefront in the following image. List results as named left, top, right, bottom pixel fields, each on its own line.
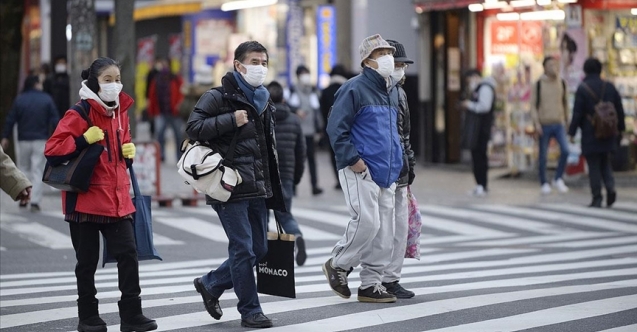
left=470, top=0, right=636, bottom=173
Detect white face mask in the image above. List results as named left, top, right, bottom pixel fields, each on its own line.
left=370, top=54, right=395, bottom=78
left=98, top=82, right=123, bottom=102
left=299, top=73, right=312, bottom=86
left=55, top=64, right=67, bottom=73
left=391, top=67, right=405, bottom=82
left=240, top=64, right=268, bottom=87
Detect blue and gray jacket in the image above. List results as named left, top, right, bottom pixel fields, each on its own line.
left=326, top=67, right=403, bottom=188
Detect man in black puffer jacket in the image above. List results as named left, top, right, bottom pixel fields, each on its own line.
left=268, top=80, right=307, bottom=266
left=186, top=41, right=284, bottom=329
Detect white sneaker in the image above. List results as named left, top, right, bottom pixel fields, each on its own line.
left=553, top=178, right=569, bottom=193
left=540, top=183, right=552, bottom=195
left=470, top=185, right=486, bottom=197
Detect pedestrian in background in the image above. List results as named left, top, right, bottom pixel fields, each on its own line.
left=319, top=64, right=350, bottom=190
left=462, top=69, right=496, bottom=197
left=324, top=34, right=402, bottom=304
left=288, top=64, right=324, bottom=195
left=0, top=145, right=32, bottom=206
left=44, top=55, right=71, bottom=119
left=1, top=74, right=59, bottom=212
left=147, top=57, right=184, bottom=163
left=44, top=57, right=157, bottom=332
left=268, top=80, right=308, bottom=266
left=383, top=39, right=416, bottom=299
left=568, top=58, right=625, bottom=208
left=531, top=56, right=570, bottom=195
left=187, top=41, right=285, bottom=329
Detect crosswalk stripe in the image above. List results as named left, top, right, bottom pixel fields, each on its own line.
left=246, top=281, right=637, bottom=332
left=422, top=205, right=565, bottom=234
left=423, top=294, right=637, bottom=332
left=600, top=324, right=637, bottom=332
left=541, top=203, right=637, bottom=223
left=420, top=214, right=510, bottom=236
left=267, top=216, right=340, bottom=240
left=475, top=205, right=637, bottom=233
left=153, top=217, right=228, bottom=243
left=612, top=202, right=637, bottom=213
left=0, top=214, right=73, bottom=249
left=539, top=235, right=637, bottom=248
left=458, top=232, right=619, bottom=247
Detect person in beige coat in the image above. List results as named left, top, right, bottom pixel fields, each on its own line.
left=0, top=145, right=32, bottom=205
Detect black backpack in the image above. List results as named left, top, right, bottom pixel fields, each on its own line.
left=582, top=82, right=619, bottom=139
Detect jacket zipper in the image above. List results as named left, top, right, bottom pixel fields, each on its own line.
left=387, top=89, right=394, bottom=186
left=104, top=130, right=112, bottom=162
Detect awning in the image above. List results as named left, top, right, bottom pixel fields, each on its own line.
left=413, top=0, right=477, bottom=12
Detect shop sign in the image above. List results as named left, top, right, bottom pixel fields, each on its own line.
left=490, top=20, right=542, bottom=55
left=286, top=0, right=304, bottom=87
left=317, top=5, right=336, bottom=89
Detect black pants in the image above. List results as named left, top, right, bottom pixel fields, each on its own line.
left=305, top=135, right=319, bottom=190
left=470, top=114, right=493, bottom=190
left=585, top=152, right=615, bottom=199
left=69, top=219, right=140, bottom=303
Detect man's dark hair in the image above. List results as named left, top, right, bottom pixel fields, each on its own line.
left=81, top=57, right=120, bottom=94
left=234, top=41, right=268, bottom=64
left=296, top=65, right=309, bottom=76
left=22, top=75, right=40, bottom=92
left=464, top=68, right=482, bottom=80
left=542, top=56, right=556, bottom=67
left=330, top=64, right=348, bottom=78
left=583, top=57, right=602, bottom=75
left=267, top=81, right=284, bottom=103
left=54, top=55, right=67, bottom=63
left=561, top=33, right=577, bottom=54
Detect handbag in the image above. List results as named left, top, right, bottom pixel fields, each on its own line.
left=405, top=185, right=422, bottom=260
left=460, top=110, right=481, bottom=150
left=43, top=101, right=103, bottom=192
left=256, top=220, right=296, bottom=298
left=102, top=166, right=162, bottom=266
left=177, top=130, right=242, bottom=202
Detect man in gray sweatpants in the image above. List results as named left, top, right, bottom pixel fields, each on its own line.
left=323, top=34, right=403, bottom=303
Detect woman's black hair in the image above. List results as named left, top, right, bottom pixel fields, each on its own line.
left=267, top=81, right=284, bottom=103
left=22, top=75, right=40, bottom=92
left=81, top=57, right=120, bottom=94
left=561, top=33, right=577, bottom=54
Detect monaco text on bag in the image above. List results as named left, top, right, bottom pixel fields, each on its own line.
left=102, top=166, right=162, bottom=266
left=257, top=220, right=296, bottom=298
left=177, top=131, right=242, bottom=202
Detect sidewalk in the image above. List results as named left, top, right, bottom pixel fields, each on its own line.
left=160, top=149, right=637, bottom=208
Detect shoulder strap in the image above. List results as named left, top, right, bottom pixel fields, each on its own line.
left=70, top=99, right=93, bottom=127
left=222, top=129, right=241, bottom=167
left=561, top=79, right=566, bottom=101
left=582, top=83, right=600, bottom=103
left=536, top=80, right=541, bottom=110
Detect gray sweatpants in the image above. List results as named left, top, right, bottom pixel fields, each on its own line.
left=332, top=167, right=396, bottom=289
left=383, top=185, right=409, bottom=283
left=17, top=140, right=46, bottom=205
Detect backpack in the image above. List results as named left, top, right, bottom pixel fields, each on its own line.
left=582, top=82, right=619, bottom=139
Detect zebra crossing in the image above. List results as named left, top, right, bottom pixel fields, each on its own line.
left=1, top=202, right=636, bottom=331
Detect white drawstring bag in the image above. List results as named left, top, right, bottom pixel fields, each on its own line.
left=177, top=137, right=242, bottom=202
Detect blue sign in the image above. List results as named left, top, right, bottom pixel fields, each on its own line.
left=317, top=5, right=336, bottom=89
left=286, top=0, right=304, bottom=87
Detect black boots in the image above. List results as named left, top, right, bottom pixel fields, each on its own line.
left=118, top=297, right=157, bottom=332
left=607, top=191, right=617, bottom=208
left=77, top=299, right=107, bottom=332
left=589, top=196, right=603, bottom=208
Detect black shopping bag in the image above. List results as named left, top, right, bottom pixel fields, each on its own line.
left=102, top=166, right=162, bottom=267
left=461, top=111, right=482, bottom=150
left=256, top=221, right=296, bottom=298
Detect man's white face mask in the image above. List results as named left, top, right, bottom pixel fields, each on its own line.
left=369, top=54, right=395, bottom=78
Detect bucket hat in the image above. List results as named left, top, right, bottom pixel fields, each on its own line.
left=359, top=34, right=395, bottom=67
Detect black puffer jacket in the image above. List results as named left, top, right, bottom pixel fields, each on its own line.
left=274, top=102, right=306, bottom=184
left=397, top=85, right=416, bottom=187
left=185, top=72, right=285, bottom=211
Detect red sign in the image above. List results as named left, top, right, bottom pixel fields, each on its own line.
left=579, top=0, right=637, bottom=10
left=490, top=21, right=543, bottom=55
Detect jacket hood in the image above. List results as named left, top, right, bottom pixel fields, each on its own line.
left=274, top=103, right=291, bottom=121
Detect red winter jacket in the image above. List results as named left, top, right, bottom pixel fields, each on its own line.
left=147, top=73, right=184, bottom=117
left=44, top=93, right=135, bottom=217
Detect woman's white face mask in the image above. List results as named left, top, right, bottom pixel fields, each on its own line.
left=240, top=64, right=268, bottom=87
left=369, top=54, right=395, bottom=78
left=391, top=67, right=405, bottom=82
left=98, top=83, right=123, bottom=102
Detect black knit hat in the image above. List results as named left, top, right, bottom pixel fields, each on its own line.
left=386, top=39, right=414, bottom=64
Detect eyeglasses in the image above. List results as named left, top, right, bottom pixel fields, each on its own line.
left=395, top=63, right=409, bottom=69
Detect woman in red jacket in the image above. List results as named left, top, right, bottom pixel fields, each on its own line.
left=44, top=57, right=157, bottom=332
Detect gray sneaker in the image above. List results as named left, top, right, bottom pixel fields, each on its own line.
left=358, top=284, right=397, bottom=303
left=382, top=281, right=415, bottom=299
left=322, top=258, right=351, bottom=298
